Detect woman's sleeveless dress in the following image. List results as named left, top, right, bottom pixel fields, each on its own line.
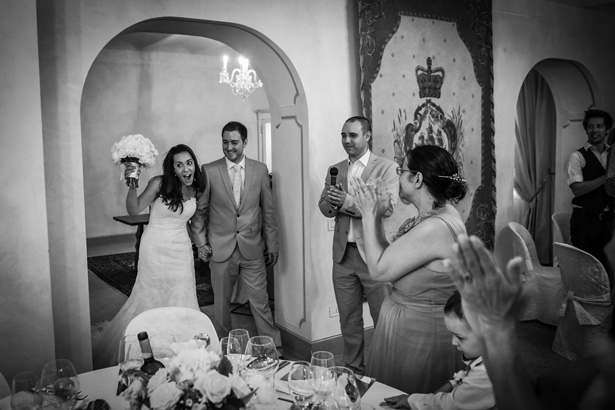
left=92, top=197, right=200, bottom=369
left=365, top=212, right=466, bottom=394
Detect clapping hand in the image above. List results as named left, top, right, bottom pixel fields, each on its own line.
left=444, top=235, right=524, bottom=339
left=349, top=177, right=391, bottom=219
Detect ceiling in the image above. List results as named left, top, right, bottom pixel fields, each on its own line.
left=103, top=1, right=615, bottom=56
left=543, top=0, right=615, bottom=14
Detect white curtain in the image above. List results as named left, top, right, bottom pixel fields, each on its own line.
left=514, top=70, right=555, bottom=264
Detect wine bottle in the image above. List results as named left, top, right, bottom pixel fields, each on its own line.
left=137, top=332, right=165, bottom=376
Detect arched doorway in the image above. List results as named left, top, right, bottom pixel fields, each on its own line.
left=45, top=16, right=310, bottom=371
left=513, top=59, right=599, bottom=264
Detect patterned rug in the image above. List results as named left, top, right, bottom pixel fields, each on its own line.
left=87, top=252, right=214, bottom=306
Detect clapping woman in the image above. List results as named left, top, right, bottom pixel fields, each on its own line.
left=350, top=145, right=468, bottom=394
left=93, top=144, right=206, bottom=369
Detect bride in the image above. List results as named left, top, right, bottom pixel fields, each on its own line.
left=93, top=144, right=206, bottom=369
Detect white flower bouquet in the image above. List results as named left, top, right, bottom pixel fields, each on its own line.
left=119, top=346, right=277, bottom=410
left=111, top=134, right=159, bottom=188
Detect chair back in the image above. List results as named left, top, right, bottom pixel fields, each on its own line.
left=0, top=371, right=9, bottom=399
left=552, top=212, right=571, bottom=245
left=124, top=307, right=219, bottom=352
left=553, top=243, right=610, bottom=301
left=494, top=224, right=532, bottom=275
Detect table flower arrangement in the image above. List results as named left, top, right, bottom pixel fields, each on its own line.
left=111, top=134, right=159, bottom=188
left=120, top=346, right=277, bottom=410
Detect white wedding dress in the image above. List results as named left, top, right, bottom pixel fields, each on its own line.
left=92, top=196, right=200, bottom=369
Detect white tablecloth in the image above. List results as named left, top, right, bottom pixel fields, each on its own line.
left=0, top=364, right=403, bottom=410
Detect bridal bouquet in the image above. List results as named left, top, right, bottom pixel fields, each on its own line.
left=111, top=134, right=159, bottom=188
left=120, top=346, right=277, bottom=410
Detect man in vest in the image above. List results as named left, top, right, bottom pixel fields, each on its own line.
left=565, top=109, right=614, bottom=283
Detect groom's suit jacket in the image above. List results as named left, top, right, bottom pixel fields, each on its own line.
left=192, top=157, right=278, bottom=263
left=318, top=152, right=398, bottom=263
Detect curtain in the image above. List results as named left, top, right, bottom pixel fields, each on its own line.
left=514, top=70, right=556, bottom=264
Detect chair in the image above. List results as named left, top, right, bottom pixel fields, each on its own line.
left=551, top=212, right=571, bottom=245
left=496, top=222, right=564, bottom=325
left=124, top=307, right=219, bottom=353
left=552, top=242, right=613, bottom=361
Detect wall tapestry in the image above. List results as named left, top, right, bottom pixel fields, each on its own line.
left=358, top=0, right=495, bottom=247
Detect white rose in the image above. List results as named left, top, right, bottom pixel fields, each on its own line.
left=229, top=372, right=251, bottom=399
left=149, top=382, right=183, bottom=410
left=255, top=384, right=277, bottom=405
left=147, top=368, right=168, bottom=396
left=194, top=371, right=231, bottom=404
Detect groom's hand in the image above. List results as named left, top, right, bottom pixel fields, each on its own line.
left=265, top=252, right=279, bottom=267
left=198, top=244, right=212, bottom=262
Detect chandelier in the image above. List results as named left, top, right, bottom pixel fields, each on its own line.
left=219, top=55, right=263, bottom=101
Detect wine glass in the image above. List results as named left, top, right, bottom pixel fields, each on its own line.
left=220, top=336, right=243, bottom=369
left=39, top=359, right=80, bottom=410
left=229, top=329, right=250, bottom=368
left=330, top=367, right=361, bottom=410
left=118, top=335, right=143, bottom=373
left=11, top=371, right=42, bottom=410
left=310, top=351, right=338, bottom=410
left=245, top=336, right=279, bottom=384
left=287, top=361, right=314, bottom=410
left=149, top=334, right=176, bottom=367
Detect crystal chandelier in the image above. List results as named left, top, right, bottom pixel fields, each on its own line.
left=219, top=55, right=263, bottom=101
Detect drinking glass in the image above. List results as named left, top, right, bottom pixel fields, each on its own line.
left=330, top=367, right=361, bottom=410
left=287, top=361, right=314, bottom=410
left=118, top=335, right=143, bottom=373
left=39, top=359, right=80, bottom=410
left=220, top=336, right=243, bottom=369
left=149, top=334, right=176, bottom=367
left=229, top=329, right=250, bottom=367
left=193, top=333, right=211, bottom=349
left=245, top=336, right=279, bottom=383
left=11, top=371, right=42, bottom=410
left=310, top=351, right=338, bottom=410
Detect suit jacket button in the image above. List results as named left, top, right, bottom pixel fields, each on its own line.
left=236, top=231, right=239, bottom=234
left=237, top=214, right=240, bottom=217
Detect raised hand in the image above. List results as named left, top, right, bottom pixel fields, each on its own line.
left=444, top=234, right=524, bottom=338
left=349, top=177, right=391, bottom=219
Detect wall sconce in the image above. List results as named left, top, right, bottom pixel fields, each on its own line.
left=219, top=55, right=263, bottom=101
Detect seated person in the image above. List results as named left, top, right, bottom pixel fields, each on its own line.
left=383, top=291, right=496, bottom=410
left=446, top=233, right=615, bottom=410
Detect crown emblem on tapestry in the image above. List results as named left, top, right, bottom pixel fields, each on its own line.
left=416, top=57, right=445, bottom=98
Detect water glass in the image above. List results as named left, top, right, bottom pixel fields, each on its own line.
left=39, top=359, right=80, bottom=410
left=220, top=336, right=243, bottom=369
left=310, top=351, right=338, bottom=410
left=245, top=336, right=279, bottom=383
left=149, top=334, right=176, bottom=367
left=11, top=371, right=42, bottom=410
left=330, top=367, right=361, bottom=410
left=229, top=329, right=250, bottom=367
left=118, top=335, right=143, bottom=372
left=287, top=361, right=314, bottom=410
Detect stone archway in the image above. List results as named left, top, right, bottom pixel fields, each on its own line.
left=41, top=13, right=309, bottom=372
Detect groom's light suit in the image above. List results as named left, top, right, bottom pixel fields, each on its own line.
left=192, top=157, right=280, bottom=346
left=318, top=151, right=398, bottom=374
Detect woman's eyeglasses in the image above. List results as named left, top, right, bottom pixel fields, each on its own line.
left=396, top=167, right=418, bottom=176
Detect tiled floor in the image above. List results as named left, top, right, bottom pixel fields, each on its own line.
left=88, top=239, right=571, bottom=378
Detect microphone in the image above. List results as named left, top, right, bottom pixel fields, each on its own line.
left=329, top=167, right=339, bottom=186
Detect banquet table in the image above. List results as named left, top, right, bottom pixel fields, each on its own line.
left=0, top=364, right=403, bottom=410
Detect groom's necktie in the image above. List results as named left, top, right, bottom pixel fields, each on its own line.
left=232, top=164, right=242, bottom=207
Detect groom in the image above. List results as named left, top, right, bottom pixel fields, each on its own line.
left=191, top=121, right=281, bottom=350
